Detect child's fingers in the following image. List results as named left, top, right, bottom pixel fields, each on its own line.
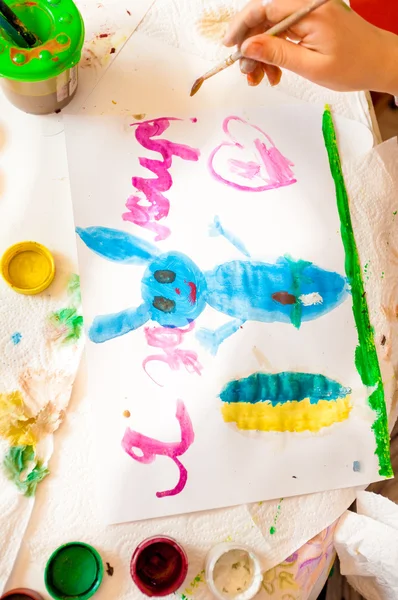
left=247, top=63, right=265, bottom=86
left=224, top=0, right=306, bottom=47
left=240, top=57, right=258, bottom=74
left=264, top=64, right=283, bottom=85
left=224, top=0, right=269, bottom=46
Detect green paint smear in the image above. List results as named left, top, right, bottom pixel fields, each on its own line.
left=285, top=255, right=311, bottom=328
left=270, top=498, right=283, bottom=535
left=67, top=273, right=81, bottom=306
left=3, top=445, right=49, bottom=496
left=322, top=106, right=392, bottom=477
left=49, top=307, right=84, bottom=344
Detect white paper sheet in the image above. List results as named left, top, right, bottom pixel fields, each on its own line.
left=65, top=105, right=388, bottom=524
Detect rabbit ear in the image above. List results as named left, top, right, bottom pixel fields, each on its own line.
left=89, top=304, right=150, bottom=343
left=76, top=226, right=158, bottom=264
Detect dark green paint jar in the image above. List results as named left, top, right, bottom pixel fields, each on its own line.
left=44, top=542, right=104, bottom=600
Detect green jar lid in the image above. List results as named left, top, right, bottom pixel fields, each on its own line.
left=44, top=542, right=104, bottom=600
left=0, top=0, right=84, bottom=82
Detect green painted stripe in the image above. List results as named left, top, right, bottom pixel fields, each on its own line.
left=322, top=106, right=392, bottom=477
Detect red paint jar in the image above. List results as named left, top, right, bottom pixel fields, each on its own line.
left=131, top=536, right=188, bottom=597
left=1, top=589, right=45, bottom=600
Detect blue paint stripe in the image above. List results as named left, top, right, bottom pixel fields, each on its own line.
left=220, top=372, right=351, bottom=406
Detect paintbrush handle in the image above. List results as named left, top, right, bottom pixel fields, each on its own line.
left=0, top=0, right=38, bottom=47
left=264, top=0, right=331, bottom=36
left=0, top=11, right=29, bottom=47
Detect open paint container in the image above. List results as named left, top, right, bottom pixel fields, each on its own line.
left=205, top=543, right=263, bottom=600
left=0, top=590, right=45, bottom=600
left=45, top=542, right=104, bottom=600
left=0, top=0, right=84, bottom=114
left=131, top=536, right=188, bottom=596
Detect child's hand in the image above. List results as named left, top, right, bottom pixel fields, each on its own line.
left=223, top=0, right=398, bottom=94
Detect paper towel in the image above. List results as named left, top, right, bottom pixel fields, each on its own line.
left=335, top=491, right=398, bottom=600
left=0, top=283, right=83, bottom=592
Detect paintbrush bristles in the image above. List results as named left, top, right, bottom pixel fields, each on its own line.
left=190, top=50, right=242, bottom=96
left=190, top=78, right=204, bottom=97
left=190, top=0, right=331, bottom=96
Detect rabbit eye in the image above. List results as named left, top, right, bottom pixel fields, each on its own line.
left=154, top=269, right=176, bottom=283
left=153, top=296, right=176, bottom=313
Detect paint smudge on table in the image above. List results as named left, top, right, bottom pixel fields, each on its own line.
left=11, top=332, right=22, bottom=345
left=270, top=498, right=283, bottom=535
left=81, top=30, right=126, bottom=70
left=47, top=274, right=83, bottom=345
left=181, top=569, right=206, bottom=599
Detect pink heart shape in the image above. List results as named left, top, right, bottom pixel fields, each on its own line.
left=208, top=116, right=297, bottom=192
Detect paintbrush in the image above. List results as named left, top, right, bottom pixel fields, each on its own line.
left=0, top=10, right=29, bottom=47
left=190, top=0, right=331, bottom=96
left=0, top=0, right=39, bottom=47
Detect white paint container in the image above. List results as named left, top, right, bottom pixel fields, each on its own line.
left=205, top=543, right=263, bottom=600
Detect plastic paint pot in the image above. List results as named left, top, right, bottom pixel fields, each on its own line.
left=0, top=0, right=84, bottom=114
left=131, top=536, right=188, bottom=597
left=0, top=590, right=45, bottom=600
left=1, top=241, right=55, bottom=294
left=205, top=543, right=263, bottom=600
left=44, top=542, right=104, bottom=600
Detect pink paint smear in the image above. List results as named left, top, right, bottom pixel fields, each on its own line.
left=208, top=116, right=297, bottom=192
left=143, top=322, right=202, bottom=386
left=123, top=117, right=200, bottom=241
left=121, top=399, right=194, bottom=498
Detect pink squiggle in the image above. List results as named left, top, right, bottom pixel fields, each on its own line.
left=121, top=399, right=194, bottom=498
left=208, top=116, right=296, bottom=192
left=143, top=322, right=203, bottom=386
left=123, top=118, right=200, bottom=241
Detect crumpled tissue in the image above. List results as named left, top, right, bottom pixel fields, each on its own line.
left=335, top=491, right=398, bottom=600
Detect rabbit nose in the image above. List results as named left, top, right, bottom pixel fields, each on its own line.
left=154, top=269, right=176, bottom=283
left=153, top=296, right=176, bottom=313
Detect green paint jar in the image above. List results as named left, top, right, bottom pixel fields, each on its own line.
left=45, top=542, right=104, bottom=600
left=0, top=0, right=84, bottom=114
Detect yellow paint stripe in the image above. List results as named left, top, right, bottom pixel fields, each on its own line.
left=221, top=397, right=352, bottom=432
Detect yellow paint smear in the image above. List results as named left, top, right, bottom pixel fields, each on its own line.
left=8, top=250, right=51, bottom=289
left=0, top=391, right=36, bottom=446
left=221, top=397, right=352, bottom=432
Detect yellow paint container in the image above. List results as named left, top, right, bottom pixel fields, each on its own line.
left=1, top=241, right=55, bottom=295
